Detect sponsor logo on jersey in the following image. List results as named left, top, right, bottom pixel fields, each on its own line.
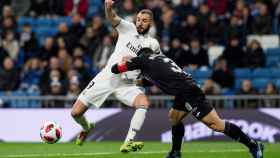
left=126, top=42, right=142, bottom=55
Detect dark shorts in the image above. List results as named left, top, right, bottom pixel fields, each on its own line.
left=173, top=80, right=213, bottom=120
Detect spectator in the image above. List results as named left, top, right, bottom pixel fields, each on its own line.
left=2, top=31, right=19, bottom=60
left=91, top=15, right=109, bottom=42
left=233, top=0, right=246, bottom=19
left=225, top=16, right=246, bottom=45
left=64, top=0, right=88, bottom=18
left=119, top=0, right=136, bottom=22
left=241, top=6, right=253, bottom=34
left=222, top=37, right=245, bottom=69
left=180, top=14, right=204, bottom=44
left=57, top=48, right=72, bottom=72
left=69, top=14, right=85, bottom=39
left=19, top=23, right=38, bottom=59
left=39, top=37, right=57, bottom=65
left=185, top=38, right=209, bottom=69
left=251, top=3, right=272, bottom=34
left=67, top=76, right=81, bottom=98
left=236, top=80, right=258, bottom=107
left=0, top=57, right=20, bottom=91
left=174, top=0, right=195, bottom=21
left=165, top=39, right=188, bottom=68
left=44, top=79, right=65, bottom=108
left=202, top=79, right=221, bottom=95
left=55, top=22, right=75, bottom=52
left=204, top=13, right=225, bottom=45
left=73, top=46, right=92, bottom=68
left=211, top=57, right=235, bottom=89
left=0, top=45, right=9, bottom=64
left=93, top=36, right=114, bottom=70
left=1, top=16, right=17, bottom=35
left=157, top=9, right=180, bottom=47
left=39, top=57, right=66, bottom=95
left=73, top=57, right=91, bottom=88
left=197, top=3, right=210, bottom=28
left=207, top=0, right=227, bottom=16
left=80, top=27, right=99, bottom=56
left=47, top=0, right=65, bottom=16
left=243, top=40, right=265, bottom=68
left=21, top=57, right=43, bottom=91
left=263, top=82, right=279, bottom=107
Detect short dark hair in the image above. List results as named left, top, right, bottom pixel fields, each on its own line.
left=137, top=47, right=154, bottom=56
left=138, top=9, right=154, bottom=21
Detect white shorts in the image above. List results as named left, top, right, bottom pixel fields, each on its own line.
left=77, top=70, right=144, bottom=108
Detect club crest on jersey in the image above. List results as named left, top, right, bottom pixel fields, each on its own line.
left=126, top=42, right=142, bottom=55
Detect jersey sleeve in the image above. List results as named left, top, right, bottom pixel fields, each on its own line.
left=115, top=19, right=136, bottom=34
left=126, top=56, right=145, bottom=71
left=150, top=38, right=161, bottom=54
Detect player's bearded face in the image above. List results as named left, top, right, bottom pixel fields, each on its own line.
left=136, top=14, right=151, bottom=35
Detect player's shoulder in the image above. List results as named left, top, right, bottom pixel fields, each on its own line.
left=117, top=19, right=137, bottom=33
left=145, top=37, right=160, bottom=53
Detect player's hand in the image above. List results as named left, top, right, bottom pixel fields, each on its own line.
left=105, top=0, right=114, bottom=9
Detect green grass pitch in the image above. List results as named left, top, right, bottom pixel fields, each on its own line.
left=0, top=142, right=279, bottom=158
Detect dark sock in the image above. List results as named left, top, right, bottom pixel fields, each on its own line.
left=171, top=122, right=185, bottom=152
left=224, top=121, right=257, bottom=149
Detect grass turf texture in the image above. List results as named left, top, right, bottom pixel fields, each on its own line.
left=0, top=142, right=279, bottom=158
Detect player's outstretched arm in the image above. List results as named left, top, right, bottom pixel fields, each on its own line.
left=104, top=0, right=121, bottom=27
left=111, top=57, right=142, bottom=74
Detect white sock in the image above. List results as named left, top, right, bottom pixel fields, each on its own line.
left=74, top=115, right=91, bottom=131
left=125, top=107, right=147, bottom=142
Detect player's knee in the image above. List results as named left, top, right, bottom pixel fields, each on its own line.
left=133, top=94, right=150, bottom=108
left=71, top=110, right=80, bottom=118
left=71, top=100, right=87, bottom=118
left=207, top=121, right=225, bottom=132
left=168, top=112, right=180, bottom=126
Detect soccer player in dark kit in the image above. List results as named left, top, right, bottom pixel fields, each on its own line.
left=111, top=48, right=264, bottom=158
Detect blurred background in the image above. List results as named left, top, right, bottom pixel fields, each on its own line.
left=0, top=0, right=280, bottom=143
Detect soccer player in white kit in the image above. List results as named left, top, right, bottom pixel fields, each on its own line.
left=70, top=0, right=160, bottom=153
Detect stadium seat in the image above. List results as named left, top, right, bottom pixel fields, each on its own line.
left=234, top=68, right=252, bottom=79
left=35, top=18, right=52, bottom=27
left=52, top=17, right=72, bottom=26
left=17, top=17, right=34, bottom=26
left=270, top=68, right=280, bottom=78
left=252, top=78, right=269, bottom=90
left=234, top=79, right=243, bottom=90
left=9, top=91, right=29, bottom=108
left=28, top=91, right=41, bottom=108
left=266, top=48, right=280, bottom=57
left=192, top=70, right=212, bottom=79
left=252, top=68, right=272, bottom=78
left=266, top=56, right=280, bottom=67
left=275, top=79, right=280, bottom=89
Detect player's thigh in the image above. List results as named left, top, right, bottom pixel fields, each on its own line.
left=200, top=109, right=225, bottom=132
left=114, top=86, right=148, bottom=108
left=77, top=78, right=113, bottom=109
left=168, top=108, right=188, bottom=125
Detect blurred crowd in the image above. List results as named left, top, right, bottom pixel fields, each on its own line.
left=0, top=0, right=280, bottom=107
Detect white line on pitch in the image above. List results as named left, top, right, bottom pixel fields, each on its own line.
left=0, top=149, right=247, bottom=158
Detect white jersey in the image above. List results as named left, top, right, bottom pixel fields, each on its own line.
left=79, top=19, right=160, bottom=107
left=94, top=19, right=160, bottom=84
